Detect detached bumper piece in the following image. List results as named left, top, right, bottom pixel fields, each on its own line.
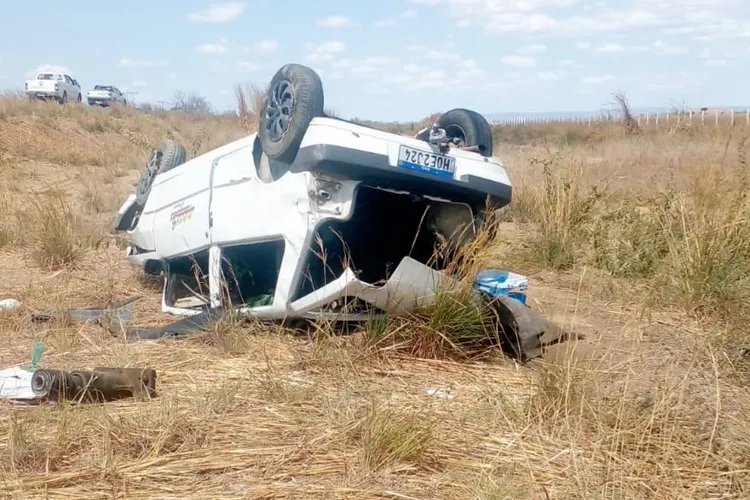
left=31, top=367, right=157, bottom=403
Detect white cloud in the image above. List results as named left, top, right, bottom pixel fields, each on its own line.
left=131, top=80, right=147, bottom=87
left=411, top=0, right=439, bottom=4
left=332, top=57, right=395, bottom=75
left=418, top=0, right=750, bottom=41
left=304, top=41, right=346, bottom=63
left=209, top=60, right=261, bottom=73
left=197, top=38, right=229, bottom=55
left=25, top=64, right=72, bottom=79
left=400, top=9, right=419, bottom=19
left=317, top=15, right=355, bottom=27
left=187, top=2, right=245, bottom=22
left=642, top=70, right=711, bottom=91
left=235, top=61, right=261, bottom=72
left=501, top=55, right=536, bottom=68
left=652, top=40, right=689, bottom=54
left=582, top=75, right=614, bottom=84
left=355, top=52, right=484, bottom=95
left=596, top=42, right=625, bottom=53
left=537, top=71, right=566, bottom=81
left=558, top=59, right=582, bottom=68
left=577, top=39, right=690, bottom=55
left=246, top=40, right=279, bottom=53
left=705, top=58, right=728, bottom=66
left=119, top=58, right=168, bottom=68
left=519, top=43, right=547, bottom=54
left=424, top=49, right=460, bottom=60
left=197, top=43, right=226, bottom=54
left=374, top=19, right=396, bottom=27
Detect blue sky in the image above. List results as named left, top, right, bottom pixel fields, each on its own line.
left=1, top=0, right=749, bottom=121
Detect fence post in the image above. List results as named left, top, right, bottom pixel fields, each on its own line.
left=715, top=109, right=719, bottom=127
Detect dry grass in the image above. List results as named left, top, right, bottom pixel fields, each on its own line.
left=1, top=94, right=750, bottom=499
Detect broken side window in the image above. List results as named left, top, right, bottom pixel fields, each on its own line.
left=164, top=250, right=210, bottom=309
left=218, top=239, right=285, bottom=308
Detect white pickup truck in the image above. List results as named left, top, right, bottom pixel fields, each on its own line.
left=24, top=72, right=82, bottom=104
left=87, top=85, right=127, bottom=107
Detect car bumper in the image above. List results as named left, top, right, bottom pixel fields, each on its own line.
left=289, top=144, right=512, bottom=209
left=27, top=91, right=59, bottom=99
left=88, top=98, right=112, bottom=106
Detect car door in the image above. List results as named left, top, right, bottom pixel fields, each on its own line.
left=208, top=138, right=313, bottom=309
left=63, top=75, right=76, bottom=99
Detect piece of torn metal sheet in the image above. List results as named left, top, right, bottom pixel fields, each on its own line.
left=0, top=366, right=38, bottom=401
left=288, top=256, right=459, bottom=315
left=105, top=308, right=228, bottom=340
left=31, top=296, right=142, bottom=324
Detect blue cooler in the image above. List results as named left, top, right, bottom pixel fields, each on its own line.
left=473, top=269, right=528, bottom=304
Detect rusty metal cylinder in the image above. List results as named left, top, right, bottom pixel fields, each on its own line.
left=31, top=367, right=157, bottom=402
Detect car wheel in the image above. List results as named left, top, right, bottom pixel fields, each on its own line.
left=59, top=92, right=67, bottom=105
left=77, top=93, right=82, bottom=103
left=258, top=63, right=325, bottom=168
left=135, top=139, right=187, bottom=207
left=436, top=108, right=494, bottom=158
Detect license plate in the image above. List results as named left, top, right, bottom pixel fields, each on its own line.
left=397, top=145, right=455, bottom=179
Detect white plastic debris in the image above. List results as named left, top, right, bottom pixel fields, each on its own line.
left=0, top=298, right=22, bottom=312
left=424, top=388, right=454, bottom=400
left=0, top=366, right=37, bottom=401
left=473, top=270, right=529, bottom=304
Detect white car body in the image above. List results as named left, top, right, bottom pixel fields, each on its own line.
left=87, top=85, right=126, bottom=107
left=113, top=117, right=513, bottom=320
left=25, top=72, right=81, bottom=103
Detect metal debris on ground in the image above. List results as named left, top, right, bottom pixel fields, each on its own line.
left=31, top=367, right=157, bottom=403
left=31, top=296, right=141, bottom=324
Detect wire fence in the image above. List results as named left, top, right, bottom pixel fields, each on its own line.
left=489, top=109, right=750, bottom=128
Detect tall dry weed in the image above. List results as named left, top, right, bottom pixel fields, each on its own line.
left=512, top=153, right=603, bottom=269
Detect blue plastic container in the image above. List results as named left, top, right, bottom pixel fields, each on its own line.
left=473, top=269, right=528, bottom=304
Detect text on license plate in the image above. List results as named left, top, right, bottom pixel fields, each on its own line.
left=397, top=145, right=455, bottom=178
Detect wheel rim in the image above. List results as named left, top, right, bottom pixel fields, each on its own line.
left=444, top=124, right=467, bottom=147
left=264, top=79, right=294, bottom=142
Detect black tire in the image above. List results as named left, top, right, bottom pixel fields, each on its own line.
left=76, top=93, right=82, bottom=103
left=59, top=92, right=67, bottom=105
left=258, top=63, right=324, bottom=166
left=135, top=139, right=187, bottom=207
left=437, top=108, right=493, bottom=157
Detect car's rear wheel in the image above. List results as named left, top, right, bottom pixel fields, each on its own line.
left=135, top=139, right=187, bottom=207
left=436, top=108, right=494, bottom=157
left=258, top=63, right=325, bottom=169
